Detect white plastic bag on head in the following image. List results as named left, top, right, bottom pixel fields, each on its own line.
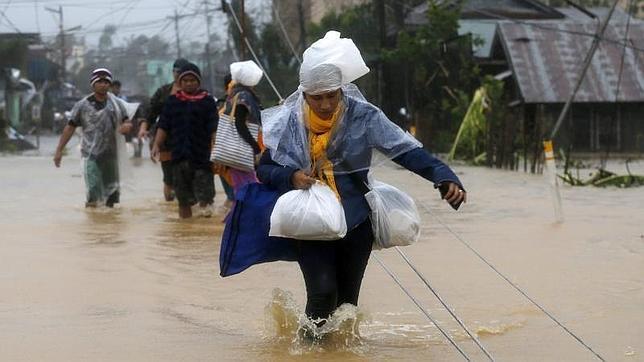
left=230, top=60, right=264, bottom=87
left=269, top=183, right=347, bottom=240
left=299, top=30, right=370, bottom=95
left=365, top=180, right=421, bottom=249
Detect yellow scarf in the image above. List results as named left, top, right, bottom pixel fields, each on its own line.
left=226, top=80, right=236, bottom=95
left=305, top=101, right=343, bottom=199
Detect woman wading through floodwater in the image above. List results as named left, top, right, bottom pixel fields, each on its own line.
left=253, top=31, right=467, bottom=329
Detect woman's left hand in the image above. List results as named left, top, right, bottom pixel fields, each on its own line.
left=291, top=170, right=316, bottom=190
left=118, top=122, right=133, bottom=135
left=442, top=182, right=466, bottom=208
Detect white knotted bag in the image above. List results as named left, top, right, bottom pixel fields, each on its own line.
left=365, top=180, right=421, bottom=249
left=230, top=60, right=264, bottom=87
left=269, top=183, right=347, bottom=240
left=298, top=30, right=370, bottom=95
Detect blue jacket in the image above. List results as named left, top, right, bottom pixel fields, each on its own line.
left=257, top=147, right=463, bottom=231
left=220, top=96, right=465, bottom=277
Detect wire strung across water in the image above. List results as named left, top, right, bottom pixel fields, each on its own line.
left=394, top=246, right=495, bottom=361
left=373, top=254, right=471, bottom=361
left=417, top=200, right=605, bottom=361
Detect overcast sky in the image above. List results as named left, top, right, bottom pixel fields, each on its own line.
left=0, top=0, right=270, bottom=49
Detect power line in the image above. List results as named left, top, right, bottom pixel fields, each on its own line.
left=33, top=0, right=40, bottom=33
left=2, top=0, right=13, bottom=13
left=224, top=0, right=283, bottom=102
left=417, top=201, right=606, bottom=361
left=1, top=0, right=139, bottom=7
left=115, top=0, right=144, bottom=29
left=76, top=1, right=148, bottom=38
left=373, top=254, right=472, bottom=361
left=272, top=2, right=301, bottom=65
left=40, top=18, right=171, bottom=36
left=599, top=0, right=636, bottom=164
left=550, top=0, right=621, bottom=140
left=469, top=8, right=644, bottom=54
left=0, top=7, right=22, bottom=33
left=614, top=0, right=634, bottom=101
left=394, top=246, right=495, bottom=361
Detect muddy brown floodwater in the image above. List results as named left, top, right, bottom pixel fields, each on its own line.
left=1, top=136, right=643, bottom=361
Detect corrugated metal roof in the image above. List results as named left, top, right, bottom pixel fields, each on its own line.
left=406, top=0, right=564, bottom=26
left=554, top=7, right=634, bottom=22
left=498, top=22, right=644, bottom=103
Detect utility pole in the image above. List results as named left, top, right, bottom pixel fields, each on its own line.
left=240, top=0, right=246, bottom=59
left=297, top=0, right=307, bottom=54
left=58, top=6, right=65, bottom=82
left=375, top=0, right=386, bottom=107
left=167, top=10, right=198, bottom=58
left=543, top=0, right=620, bottom=223
left=45, top=6, right=65, bottom=82
left=173, top=9, right=182, bottom=58
left=204, top=0, right=214, bottom=91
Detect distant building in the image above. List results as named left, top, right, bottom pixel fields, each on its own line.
left=69, top=45, right=86, bottom=74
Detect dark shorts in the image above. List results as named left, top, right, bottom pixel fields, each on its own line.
left=172, top=160, right=214, bottom=207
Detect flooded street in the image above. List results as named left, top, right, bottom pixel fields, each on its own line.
left=1, top=136, right=643, bottom=361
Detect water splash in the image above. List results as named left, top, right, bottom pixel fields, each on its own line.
left=263, top=288, right=368, bottom=355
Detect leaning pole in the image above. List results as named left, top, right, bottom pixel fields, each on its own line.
left=543, top=0, right=620, bottom=223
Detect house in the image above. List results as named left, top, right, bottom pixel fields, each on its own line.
left=404, top=0, right=644, bottom=156
left=0, top=33, right=56, bottom=130
left=497, top=13, right=644, bottom=153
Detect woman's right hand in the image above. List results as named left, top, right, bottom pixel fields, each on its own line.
left=53, top=150, right=63, bottom=168
left=291, top=170, right=316, bottom=190
left=150, top=145, right=160, bottom=163
left=137, top=122, right=149, bottom=139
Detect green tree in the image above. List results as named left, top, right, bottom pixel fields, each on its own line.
left=254, top=22, right=299, bottom=105
left=387, top=1, right=480, bottom=151
left=0, top=39, right=28, bottom=73
left=307, top=3, right=380, bottom=100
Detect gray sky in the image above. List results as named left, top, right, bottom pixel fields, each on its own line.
left=0, top=0, right=270, bottom=49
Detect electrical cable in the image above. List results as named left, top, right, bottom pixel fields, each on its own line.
left=417, top=201, right=606, bottom=361
left=373, top=254, right=471, bottom=361
left=394, top=246, right=495, bottom=361
left=468, top=7, right=644, bottom=54
left=224, top=0, right=283, bottom=102
left=272, top=2, right=301, bottom=65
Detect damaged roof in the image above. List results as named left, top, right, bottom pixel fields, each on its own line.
left=406, top=0, right=564, bottom=28
left=498, top=22, right=644, bottom=103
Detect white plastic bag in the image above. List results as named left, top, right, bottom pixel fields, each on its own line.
left=269, top=183, right=347, bottom=240
left=365, top=180, right=421, bottom=249
left=230, top=60, right=264, bottom=87
left=299, top=30, right=370, bottom=95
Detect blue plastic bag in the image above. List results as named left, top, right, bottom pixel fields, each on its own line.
left=219, top=182, right=297, bottom=277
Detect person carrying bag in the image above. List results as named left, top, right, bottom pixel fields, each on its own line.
left=211, top=60, right=265, bottom=197
left=223, top=31, right=467, bottom=327
left=211, top=93, right=259, bottom=172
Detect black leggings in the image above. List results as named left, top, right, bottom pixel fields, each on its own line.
left=297, top=219, right=373, bottom=321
